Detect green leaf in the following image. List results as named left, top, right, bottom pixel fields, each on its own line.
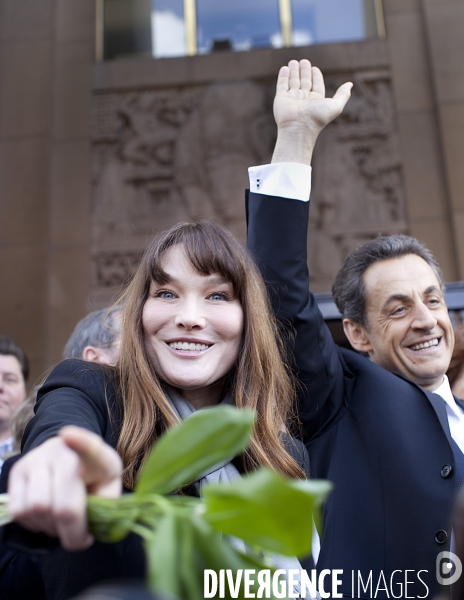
left=144, top=509, right=184, bottom=598
left=203, top=468, right=332, bottom=557
left=87, top=494, right=141, bottom=543
left=135, top=406, right=255, bottom=496
left=0, top=494, right=11, bottom=527
left=187, top=513, right=286, bottom=600
left=145, top=506, right=286, bottom=600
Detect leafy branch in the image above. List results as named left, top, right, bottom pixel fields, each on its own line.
left=0, top=406, right=332, bottom=600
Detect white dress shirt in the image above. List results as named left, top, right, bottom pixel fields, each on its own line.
left=433, top=375, right=464, bottom=454
left=0, top=435, right=14, bottom=471
left=249, top=163, right=312, bottom=201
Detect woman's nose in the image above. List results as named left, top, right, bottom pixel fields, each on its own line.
left=174, top=300, right=206, bottom=330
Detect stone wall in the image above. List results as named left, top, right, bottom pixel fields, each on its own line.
left=1, top=0, right=464, bottom=381
left=91, top=62, right=406, bottom=298
left=0, top=0, right=95, bottom=381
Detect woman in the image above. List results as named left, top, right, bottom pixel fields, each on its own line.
left=7, top=222, right=308, bottom=598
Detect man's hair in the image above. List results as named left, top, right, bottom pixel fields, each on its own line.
left=332, top=234, right=445, bottom=329
left=63, top=307, right=121, bottom=359
left=0, top=336, right=29, bottom=382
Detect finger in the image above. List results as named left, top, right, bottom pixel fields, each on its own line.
left=311, top=66, right=325, bottom=97
left=299, top=59, right=313, bottom=91
left=7, top=436, right=95, bottom=549
left=7, top=464, right=45, bottom=532
left=333, top=81, right=353, bottom=111
left=16, top=462, right=58, bottom=537
left=8, top=459, right=28, bottom=516
left=276, top=65, right=290, bottom=93
left=9, top=449, right=60, bottom=537
left=59, top=426, right=122, bottom=497
left=52, top=456, right=93, bottom=551
left=288, top=59, right=301, bottom=90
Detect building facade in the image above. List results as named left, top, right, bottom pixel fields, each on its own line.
left=0, top=0, right=463, bottom=381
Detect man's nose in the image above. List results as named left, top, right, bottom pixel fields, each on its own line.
left=174, top=299, right=206, bottom=330
left=412, top=303, right=438, bottom=329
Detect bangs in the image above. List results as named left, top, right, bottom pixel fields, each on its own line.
left=148, top=222, right=247, bottom=297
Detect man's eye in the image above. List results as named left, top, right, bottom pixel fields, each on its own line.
left=392, top=306, right=405, bottom=315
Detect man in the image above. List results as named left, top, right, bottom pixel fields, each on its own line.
left=0, top=336, right=28, bottom=469
left=246, top=60, right=460, bottom=598
left=63, top=306, right=122, bottom=366
left=1, top=308, right=121, bottom=463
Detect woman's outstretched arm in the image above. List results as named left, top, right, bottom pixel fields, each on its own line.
left=8, top=426, right=122, bottom=551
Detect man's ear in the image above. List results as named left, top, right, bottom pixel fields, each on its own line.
left=343, top=319, right=373, bottom=354
left=82, top=346, right=101, bottom=363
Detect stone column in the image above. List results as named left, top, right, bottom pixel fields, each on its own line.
left=46, top=0, right=95, bottom=369
left=421, top=0, right=464, bottom=279
left=0, top=0, right=95, bottom=381
left=383, top=0, right=458, bottom=281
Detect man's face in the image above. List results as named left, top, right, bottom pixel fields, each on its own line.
left=359, top=254, right=454, bottom=391
left=0, top=354, right=27, bottom=431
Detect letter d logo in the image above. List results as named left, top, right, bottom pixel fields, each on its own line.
left=437, top=551, right=462, bottom=585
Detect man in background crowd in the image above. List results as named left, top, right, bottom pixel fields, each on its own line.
left=63, top=306, right=121, bottom=366
left=0, top=336, right=28, bottom=469
left=6, top=306, right=122, bottom=460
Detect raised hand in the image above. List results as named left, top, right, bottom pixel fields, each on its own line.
left=272, top=59, right=352, bottom=165
left=8, top=426, right=122, bottom=551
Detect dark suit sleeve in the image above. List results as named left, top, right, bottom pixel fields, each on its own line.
left=22, top=358, right=119, bottom=453
left=246, top=191, right=348, bottom=441
left=281, top=435, right=310, bottom=477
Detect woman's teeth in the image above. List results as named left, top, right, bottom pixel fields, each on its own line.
left=169, top=341, right=210, bottom=351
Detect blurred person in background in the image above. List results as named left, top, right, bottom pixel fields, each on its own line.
left=0, top=336, right=28, bottom=470
left=447, top=323, right=464, bottom=400
left=2, top=306, right=122, bottom=467
left=63, top=306, right=122, bottom=366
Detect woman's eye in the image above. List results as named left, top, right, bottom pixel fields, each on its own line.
left=208, top=292, right=228, bottom=301
left=155, top=290, right=176, bottom=299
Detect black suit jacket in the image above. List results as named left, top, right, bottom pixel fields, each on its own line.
left=246, top=191, right=459, bottom=599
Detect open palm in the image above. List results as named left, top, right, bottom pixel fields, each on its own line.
left=274, top=60, right=352, bottom=135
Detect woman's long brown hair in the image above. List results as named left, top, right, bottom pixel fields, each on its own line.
left=115, top=222, right=305, bottom=490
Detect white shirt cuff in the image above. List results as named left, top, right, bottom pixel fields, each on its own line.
left=248, top=163, right=312, bottom=202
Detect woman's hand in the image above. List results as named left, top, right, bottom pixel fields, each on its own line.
left=8, top=426, right=123, bottom=551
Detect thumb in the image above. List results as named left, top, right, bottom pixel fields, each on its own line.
left=59, top=426, right=123, bottom=497
left=332, top=81, right=353, bottom=112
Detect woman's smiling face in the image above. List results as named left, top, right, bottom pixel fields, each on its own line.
left=142, top=245, right=244, bottom=408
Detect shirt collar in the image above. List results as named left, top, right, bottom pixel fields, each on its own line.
left=0, top=436, right=14, bottom=453
left=432, top=375, right=459, bottom=411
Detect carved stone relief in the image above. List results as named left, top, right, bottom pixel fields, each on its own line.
left=91, top=81, right=274, bottom=297
left=91, top=70, right=407, bottom=295
left=308, top=70, right=408, bottom=291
